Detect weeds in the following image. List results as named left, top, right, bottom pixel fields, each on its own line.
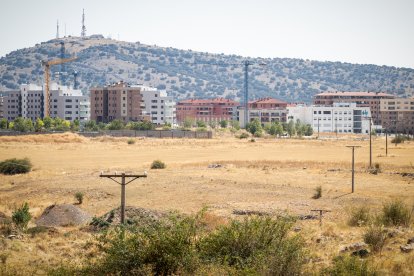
left=74, top=192, right=84, bottom=204
left=348, top=206, right=371, bottom=227
left=0, top=158, right=32, bottom=175
left=151, top=160, right=166, bottom=169
left=321, top=255, right=377, bottom=275
left=237, top=133, right=249, bottom=139
left=312, top=186, right=322, bottom=199
left=363, top=225, right=387, bottom=253
left=11, top=202, right=31, bottom=230
left=127, top=138, right=135, bottom=145
left=379, top=200, right=412, bottom=227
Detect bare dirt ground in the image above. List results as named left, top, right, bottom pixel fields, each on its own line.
left=0, top=132, right=413, bottom=273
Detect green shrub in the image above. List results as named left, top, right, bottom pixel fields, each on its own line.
left=363, top=225, right=387, bottom=253
left=379, top=200, right=412, bottom=227
left=348, top=206, right=371, bottom=227
left=198, top=216, right=304, bottom=273
left=12, top=202, right=31, bottom=230
left=151, top=160, right=166, bottom=169
left=321, top=255, right=377, bottom=275
left=238, top=132, right=249, bottom=139
left=74, top=192, right=84, bottom=204
left=312, top=186, right=322, bottom=199
left=127, top=138, right=135, bottom=145
left=89, top=215, right=199, bottom=275
left=0, top=158, right=32, bottom=175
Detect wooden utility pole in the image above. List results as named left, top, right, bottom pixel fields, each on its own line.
left=100, top=172, right=147, bottom=224
left=385, top=128, right=388, bottom=156
left=346, top=146, right=361, bottom=193
left=311, top=209, right=331, bottom=226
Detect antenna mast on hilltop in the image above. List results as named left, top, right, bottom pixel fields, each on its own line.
left=81, top=9, right=86, bottom=37
left=56, top=20, right=59, bottom=38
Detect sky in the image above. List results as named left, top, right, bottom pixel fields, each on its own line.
left=1, top=0, right=413, bottom=68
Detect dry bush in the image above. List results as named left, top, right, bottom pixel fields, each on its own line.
left=0, top=133, right=86, bottom=143
left=379, top=200, right=412, bottom=227
left=363, top=225, right=387, bottom=253
left=151, top=160, right=166, bottom=169
left=312, top=186, right=322, bottom=199
left=348, top=206, right=371, bottom=227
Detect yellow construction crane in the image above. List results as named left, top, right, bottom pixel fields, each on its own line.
left=41, top=57, right=77, bottom=117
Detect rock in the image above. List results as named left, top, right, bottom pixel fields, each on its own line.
left=386, top=228, right=403, bottom=238
left=407, top=237, right=414, bottom=244
left=208, top=164, right=222, bottom=168
left=232, top=209, right=270, bottom=216
left=298, top=214, right=318, bottom=220
left=293, top=226, right=302, bottom=232
left=339, top=242, right=367, bottom=253
left=400, top=244, right=414, bottom=253
left=351, top=249, right=369, bottom=258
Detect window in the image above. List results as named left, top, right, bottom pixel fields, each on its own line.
left=65, top=105, right=72, bottom=108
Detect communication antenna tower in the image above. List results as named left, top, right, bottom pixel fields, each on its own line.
left=81, top=9, right=86, bottom=37
left=56, top=20, right=59, bottom=38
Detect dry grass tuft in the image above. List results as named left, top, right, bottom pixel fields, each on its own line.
left=0, top=133, right=87, bottom=143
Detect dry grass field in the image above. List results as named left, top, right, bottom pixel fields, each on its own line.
left=0, top=132, right=413, bottom=274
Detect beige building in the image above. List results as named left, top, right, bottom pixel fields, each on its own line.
left=380, top=97, right=414, bottom=134
left=90, top=82, right=145, bottom=123
left=313, top=91, right=394, bottom=125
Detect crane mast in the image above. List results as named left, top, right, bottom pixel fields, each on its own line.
left=42, top=57, right=77, bottom=118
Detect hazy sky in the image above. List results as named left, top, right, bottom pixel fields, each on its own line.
left=1, top=0, right=413, bottom=68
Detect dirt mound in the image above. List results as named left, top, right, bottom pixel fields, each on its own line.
left=90, top=206, right=167, bottom=230
left=36, top=204, right=91, bottom=227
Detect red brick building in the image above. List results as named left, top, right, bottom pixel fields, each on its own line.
left=249, top=97, right=288, bottom=109
left=176, top=98, right=239, bottom=123
left=90, top=82, right=145, bottom=123
left=313, top=91, right=394, bottom=125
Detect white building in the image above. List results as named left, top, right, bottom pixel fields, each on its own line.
left=235, top=108, right=287, bottom=128
left=49, top=84, right=90, bottom=122
left=1, top=83, right=90, bottom=122
left=134, top=85, right=176, bottom=125
left=287, top=103, right=371, bottom=134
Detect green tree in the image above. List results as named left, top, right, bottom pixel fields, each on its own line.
left=0, top=118, right=8, bottom=129
left=208, top=120, right=217, bottom=129
left=304, top=124, right=313, bottom=136
left=246, top=119, right=262, bottom=135
left=43, top=116, right=53, bottom=130
left=286, top=120, right=296, bottom=137
left=196, top=120, right=206, bottom=128
left=54, top=118, right=70, bottom=131
left=34, top=118, right=44, bottom=132
left=183, top=117, right=194, bottom=129
left=107, top=119, right=124, bottom=130
left=230, top=120, right=240, bottom=130
left=13, top=117, right=34, bottom=132
left=219, top=120, right=228, bottom=128
left=71, top=119, right=80, bottom=131
left=268, top=121, right=283, bottom=136
left=84, top=120, right=99, bottom=131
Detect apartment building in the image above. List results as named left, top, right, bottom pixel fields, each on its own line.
left=50, top=88, right=90, bottom=122
left=1, top=84, right=90, bottom=122
left=90, top=82, right=144, bottom=123
left=380, top=97, right=414, bottom=134
left=136, top=85, right=176, bottom=125
left=287, top=103, right=371, bottom=134
left=234, top=98, right=288, bottom=127
left=313, top=91, right=394, bottom=125
left=176, top=98, right=238, bottom=124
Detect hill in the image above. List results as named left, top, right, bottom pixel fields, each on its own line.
left=1, top=35, right=413, bottom=102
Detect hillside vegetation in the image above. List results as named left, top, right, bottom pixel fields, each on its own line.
left=1, top=35, right=413, bottom=102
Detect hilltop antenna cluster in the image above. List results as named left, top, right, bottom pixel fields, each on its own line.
left=81, top=9, right=87, bottom=37
left=56, top=20, right=59, bottom=38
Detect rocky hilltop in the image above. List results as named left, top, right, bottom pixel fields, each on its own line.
left=1, top=35, right=413, bottom=102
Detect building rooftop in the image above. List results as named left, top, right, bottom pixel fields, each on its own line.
left=249, top=97, right=287, bottom=104
left=178, top=98, right=239, bottom=104
left=315, top=91, right=394, bottom=97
